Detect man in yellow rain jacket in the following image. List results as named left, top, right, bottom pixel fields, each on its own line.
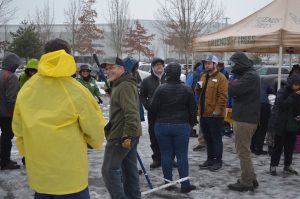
left=12, top=39, right=106, bottom=198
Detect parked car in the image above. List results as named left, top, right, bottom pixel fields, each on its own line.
left=257, top=66, right=290, bottom=91
left=139, top=63, right=151, bottom=73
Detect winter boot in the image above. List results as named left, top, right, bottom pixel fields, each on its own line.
left=237, top=179, right=259, bottom=188
left=181, top=185, right=196, bottom=193
left=199, top=160, right=214, bottom=169
left=150, top=160, right=161, bottom=169
left=283, top=166, right=298, bottom=175
left=209, top=161, right=222, bottom=172
left=270, top=166, right=276, bottom=176
left=228, top=181, right=254, bottom=192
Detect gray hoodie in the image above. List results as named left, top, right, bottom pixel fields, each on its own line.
left=0, top=52, right=21, bottom=117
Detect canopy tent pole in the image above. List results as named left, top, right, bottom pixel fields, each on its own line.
left=277, top=45, right=283, bottom=90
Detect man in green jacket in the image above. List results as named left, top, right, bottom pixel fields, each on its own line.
left=101, top=57, right=142, bottom=199
left=76, top=64, right=102, bottom=104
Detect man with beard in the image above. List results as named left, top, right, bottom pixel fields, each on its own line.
left=140, top=57, right=166, bottom=168
left=195, top=55, right=228, bottom=172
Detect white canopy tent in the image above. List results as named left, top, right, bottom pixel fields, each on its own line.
left=193, top=0, right=300, bottom=88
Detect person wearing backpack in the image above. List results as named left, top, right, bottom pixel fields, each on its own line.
left=0, top=52, right=22, bottom=170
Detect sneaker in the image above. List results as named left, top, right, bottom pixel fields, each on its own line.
left=150, top=161, right=161, bottom=169
left=270, top=166, right=276, bottom=176
left=283, top=166, right=298, bottom=175
left=237, top=179, right=259, bottom=188
left=181, top=185, right=196, bottom=193
left=193, top=145, right=205, bottom=151
left=1, top=162, right=21, bottom=170
left=228, top=181, right=254, bottom=192
left=209, top=162, right=222, bottom=172
left=199, top=160, right=214, bottom=169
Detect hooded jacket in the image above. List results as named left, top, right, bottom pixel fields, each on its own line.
left=104, top=73, right=142, bottom=140
left=12, top=50, right=106, bottom=195
left=76, top=75, right=101, bottom=98
left=229, top=52, right=261, bottom=124
left=140, top=57, right=166, bottom=111
left=0, top=52, right=21, bottom=117
left=269, top=75, right=300, bottom=135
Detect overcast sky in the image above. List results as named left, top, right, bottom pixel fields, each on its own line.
left=8, top=0, right=273, bottom=25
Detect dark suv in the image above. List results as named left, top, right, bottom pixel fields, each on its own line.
left=257, top=66, right=290, bottom=91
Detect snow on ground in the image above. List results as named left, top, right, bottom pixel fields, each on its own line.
left=1, top=98, right=300, bottom=199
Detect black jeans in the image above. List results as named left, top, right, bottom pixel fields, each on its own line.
left=251, top=103, right=271, bottom=151
left=270, top=133, right=297, bottom=167
left=0, top=117, right=14, bottom=167
left=200, top=117, right=224, bottom=163
left=148, top=114, right=161, bottom=161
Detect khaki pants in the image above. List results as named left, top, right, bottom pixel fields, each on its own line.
left=233, top=121, right=257, bottom=186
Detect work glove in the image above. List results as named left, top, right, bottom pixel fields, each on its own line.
left=212, top=111, right=220, bottom=117
left=105, top=88, right=111, bottom=95
left=120, top=135, right=132, bottom=150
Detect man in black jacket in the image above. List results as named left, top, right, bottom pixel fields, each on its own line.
left=140, top=57, right=166, bottom=168
left=227, top=52, right=260, bottom=192
left=0, top=52, right=22, bottom=170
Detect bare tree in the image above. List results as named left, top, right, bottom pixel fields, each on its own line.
left=64, top=0, right=81, bottom=54
left=34, top=0, right=55, bottom=45
left=156, top=0, right=222, bottom=73
left=106, top=0, right=130, bottom=57
left=0, top=0, right=16, bottom=52
left=0, top=0, right=16, bottom=24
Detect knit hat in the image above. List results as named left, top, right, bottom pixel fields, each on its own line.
left=123, top=56, right=139, bottom=72
left=26, top=58, right=39, bottom=70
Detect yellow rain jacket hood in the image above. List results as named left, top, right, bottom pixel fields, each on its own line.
left=12, top=50, right=106, bottom=194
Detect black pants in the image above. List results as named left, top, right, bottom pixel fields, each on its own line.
left=148, top=114, right=161, bottom=161
left=270, top=133, right=296, bottom=167
left=200, top=117, right=224, bottom=163
left=251, top=103, right=271, bottom=151
left=0, top=117, right=14, bottom=167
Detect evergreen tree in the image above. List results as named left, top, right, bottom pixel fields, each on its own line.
left=8, top=21, right=43, bottom=60
left=123, top=20, right=155, bottom=60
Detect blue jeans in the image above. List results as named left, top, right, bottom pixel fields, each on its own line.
left=200, top=117, right=223, bottom=163
left=154, top=122, right=191, bottom=188
left=101, top=137, right=141, bottom=199
left=34, top=187, right=90, bottom=199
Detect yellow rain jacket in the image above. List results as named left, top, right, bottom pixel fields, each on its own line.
left=12, top=50, right=106, bottom=195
